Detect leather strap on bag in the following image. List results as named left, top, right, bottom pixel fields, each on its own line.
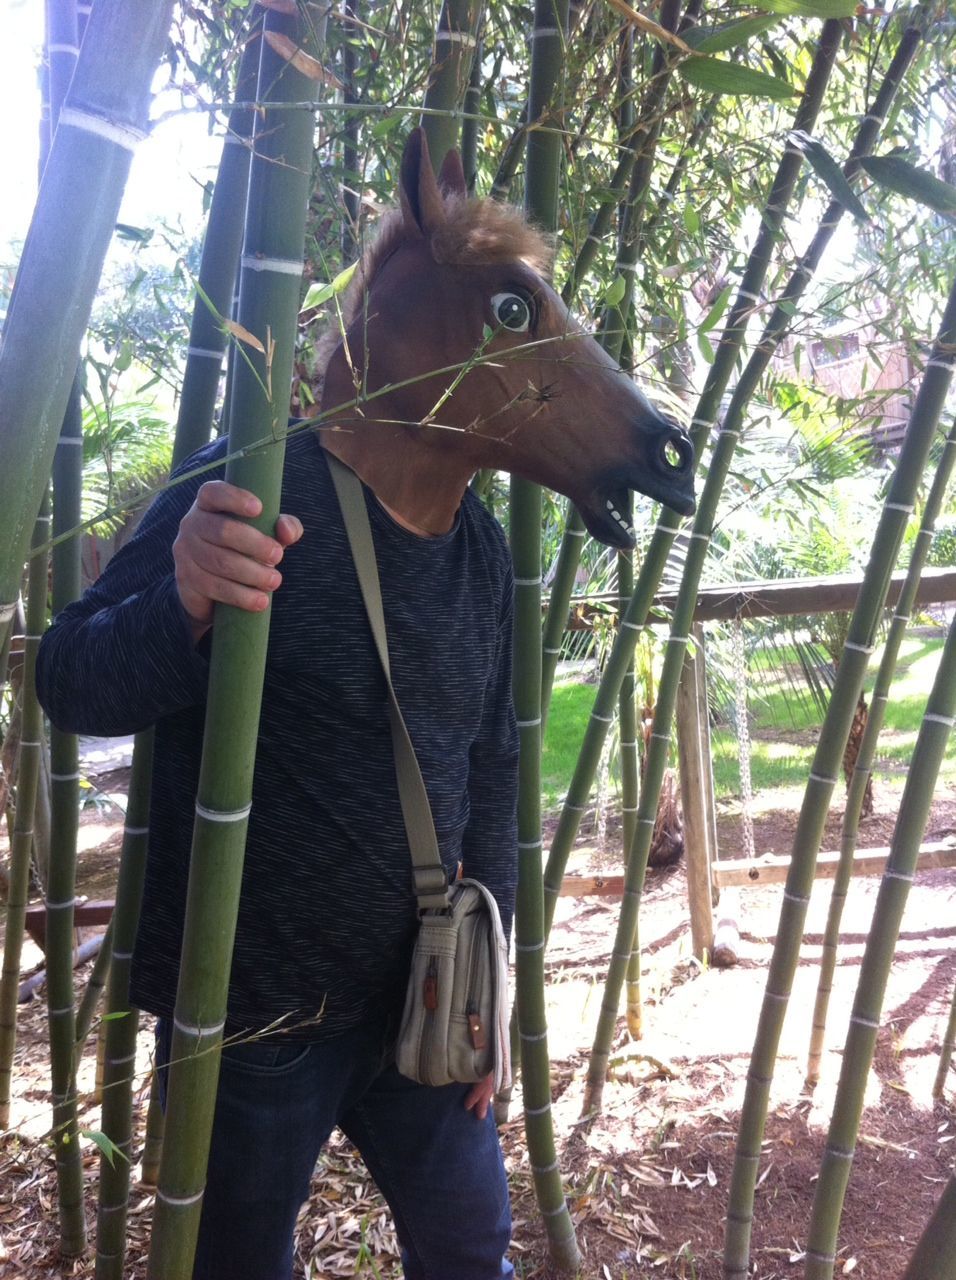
left=326, top=452, right=450, bottom=914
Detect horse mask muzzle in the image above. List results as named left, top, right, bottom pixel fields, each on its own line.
left=587, top=418, right=696, bottom=550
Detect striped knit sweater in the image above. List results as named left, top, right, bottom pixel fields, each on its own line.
left=37, top=432, right=518, bottom=1040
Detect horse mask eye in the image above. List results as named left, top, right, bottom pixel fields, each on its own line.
left=491, top=292, right=531, bottom=333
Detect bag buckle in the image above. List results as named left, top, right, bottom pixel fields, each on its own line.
left=413, top=865, right=450, bottom=913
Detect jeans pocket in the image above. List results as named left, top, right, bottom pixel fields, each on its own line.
left=220, top=1037, right=312, bottom=1075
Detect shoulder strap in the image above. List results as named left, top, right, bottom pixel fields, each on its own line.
left=326, top=452, right=449, bottom=913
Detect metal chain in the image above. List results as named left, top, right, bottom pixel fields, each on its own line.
left=731, top=619, right=756, bottom=864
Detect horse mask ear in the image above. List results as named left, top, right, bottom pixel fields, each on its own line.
left=438, top=148, right=467, bottom=198
left=399, top=128, right=447, bottom=237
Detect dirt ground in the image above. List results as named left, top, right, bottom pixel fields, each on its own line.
left=2, top=767, right=955, bottom=1280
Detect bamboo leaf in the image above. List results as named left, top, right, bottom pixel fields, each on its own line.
left=604, top=275, right=626, bottom=307
left=114, top=223, right=153, bottom=243
left=300, top=261, right=358, bottom=311
left=790, top=131, right=869, bottom=222
left=683, top=204, right=700, bottom=235
left=684, top=16, right=783, bottom=54
left=677, top=56, right=796, bottom=99
left=223, top=319, right=266, bottom=353
left=699, top=285, right=733, bottom=335
left=759, top=0, right=857, bottom=14
left=860, top=155, right=956, bottom=216
left=263, top=31, right=344, bottom=88
left=603, top=0, right=692, bottom=53
left=82, top=1129, right=129, bottom=1169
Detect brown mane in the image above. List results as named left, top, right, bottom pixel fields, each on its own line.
left=311, top=194, right=554, bottom=387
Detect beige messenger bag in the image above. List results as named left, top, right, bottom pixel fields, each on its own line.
left=328, top=454, right=512, bottom=1094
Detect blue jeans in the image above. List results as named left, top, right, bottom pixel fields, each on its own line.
left=155, top=1018, right=514, bottom=1280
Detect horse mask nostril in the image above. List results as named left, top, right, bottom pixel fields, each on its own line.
left=657, top=429, right=694, bottom=475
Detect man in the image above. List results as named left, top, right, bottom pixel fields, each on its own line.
left=37, top=427, right=519, bottom=1279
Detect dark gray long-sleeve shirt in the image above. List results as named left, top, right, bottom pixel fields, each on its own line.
left=37, top=432, right=518, bottom=1040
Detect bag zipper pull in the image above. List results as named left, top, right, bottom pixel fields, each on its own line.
left=424, top=959, right=438, bottom=1011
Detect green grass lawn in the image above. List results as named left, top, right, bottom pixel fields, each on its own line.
left=542, top=632, right=955, bottom=813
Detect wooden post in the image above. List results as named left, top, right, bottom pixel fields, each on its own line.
left=676, top=623, right=716, bottom=959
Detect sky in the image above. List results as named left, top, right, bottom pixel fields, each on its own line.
left=1, top=0, right=220, bottom=257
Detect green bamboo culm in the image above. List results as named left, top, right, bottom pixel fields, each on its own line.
left=807, top=412, right=956, bottom=1087
left=46, top=374, right=87, bottom=1257
left=172, top=8, right=262, bottom=468
left=540, top=2, right=687, bottom=721
left=91, top=23, right=267, bottom=1262
left=543, top=17, right=845, bottom=942
left=74, top=915, right=113, bottom=1060
left=933, top=965, right=956, bottom=1098
left=901, top=1172, right=956, bottom=1280
left=803, top=611, right=956, bottom=1279
left=94, top=729, right=154, bottom=1280
left=146, top=9, right=322, bottom=1276
left=597, top=4, right=689, bottom=367
left=420, top=0, right=481, bottom=168
left=0, top=0, right=176, bottom=639
left=140, top=1074, right=165, bottom=1188
left=724, top=282, right=956, bottom=1280
left=511, top=0, right=580, bottom=1270
left=584, top=18, right=860, bottom=1118
left=460, top=31, right=482, bottom=193
left=0, top=501, right=50, bottom=1129
left=558, top=0, right=697, bottom=310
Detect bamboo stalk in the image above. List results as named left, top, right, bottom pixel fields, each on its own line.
left=583, top=20, right=848, bottom=1120
left=933, top=972, right=956, bottom=1099
left=725, top=55, right=948, bottom=1280
left=901, top=1172, right=956, bottom=1280
left=340, top=1, right=361, bottom=263
left=0, top=503, right=50, bottom=1129
left=559, top=0, right=698, bottom=308
left=90, top=22, right=264, bottom=1265
left=139, top=1073, right=165, bottom=1188
left=46, top=382, right=87, bottom=1258
left=543, top=18, right=846, bottom=943
left=95, top=729, right=153, bottom=1280
left=74, top=914, right=112, bottom=1061
left=807, top=414, right=956, bottom=1086
left=171, top=10, right=262, bottom=469
left=0, top=0, right=176, bottom=640
left=540, top=4, right=688, bottom=718
left=420, top=0, right=481, bottom=167
left=146, top=10, right=322, bottom=1276
left=803, top=611, right=956, bottom=1279
left=512, top=0, right=580, bottom=1270
left=460, top=31, right=482, bottom=193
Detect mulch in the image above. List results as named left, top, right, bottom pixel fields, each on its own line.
left=2, top=778, right=956, bottom=1278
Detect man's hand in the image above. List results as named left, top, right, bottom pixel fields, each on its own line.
left=464, top=1072, right=495, bottom=1122
left=173, top=481, right=304, bottom=643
